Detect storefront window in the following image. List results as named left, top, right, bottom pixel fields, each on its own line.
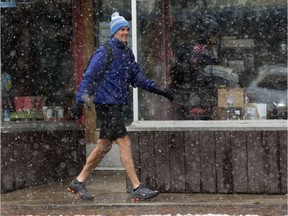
left=135, top=0, right=287, bottom=121
left=1, top=1, right=73, bottom=122
left=2, top=0, right=286, bottom=124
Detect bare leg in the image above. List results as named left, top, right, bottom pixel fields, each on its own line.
left=76, top=139, right=112, bottom=182
left=115, top=135, right=140, bottom=189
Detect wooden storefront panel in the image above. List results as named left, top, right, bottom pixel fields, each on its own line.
left=14, top=132, right=28, bottom=189
left=154, top=131, right=171, bottom=192
left=215, top=131, right=233, bottom=193
left=139, top=131, right=156, bottom=189
left=184, top=131, right=201, bottom=192
left=199, top=131, right=217, bottom=193
left=262, top=131, right=280, bottom=194
left=169, top=131, right=185, bottom=192
left=23, top=132, right=57, bottom=187
left=1, top=128, right=85, bottom=193
left=231, top=131, right=248, bottom=193
left=279, top=131, right=287, bottom=194
left=1, top=133, right=15, bottom=192
left=247, top=131, right=265, bottom=193
left=128, top=129, right=287, bottom=194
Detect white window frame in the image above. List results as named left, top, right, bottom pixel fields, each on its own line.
left=131, top=0, right=139, bottom=122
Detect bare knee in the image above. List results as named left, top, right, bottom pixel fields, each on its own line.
left=97, top=139, right=113, bottom=153
left=115, top=135, right=131, bottom=147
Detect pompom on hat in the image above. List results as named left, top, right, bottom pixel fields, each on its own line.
left=110, top=12, right=129, bottom=36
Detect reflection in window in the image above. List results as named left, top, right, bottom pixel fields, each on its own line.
left=1, top=2, right=73, bottom=121
left=136, top=0, right=287, bottom=120
left=258, top=75, right=287, bottom=91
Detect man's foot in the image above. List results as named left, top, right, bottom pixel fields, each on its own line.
left=67, top=179, right=94, bottom=200
left=131, top=184, right=159, bottom=201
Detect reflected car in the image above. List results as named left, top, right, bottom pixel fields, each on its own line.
left=246, top=64, right=287, bottom=119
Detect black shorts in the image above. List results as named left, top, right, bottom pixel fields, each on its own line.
left=95, top=104, right=128, bottom=142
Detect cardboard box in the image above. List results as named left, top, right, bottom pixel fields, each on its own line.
left=218, top=88, right=244, bottom=108
left=244, top=103, right=267, bottom=120
left=213, top=107, right=243, bottom=120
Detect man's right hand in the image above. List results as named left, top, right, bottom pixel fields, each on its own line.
left=70, top=102, right=84, bottom=119
left=152, top=85, right=174, bottom=102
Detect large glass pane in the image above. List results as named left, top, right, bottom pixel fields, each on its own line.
left=136, top=0, right=287, bottom=120
left=1, top=1, right=73, bottom=122
left=136, top=0, right=174, bottom=120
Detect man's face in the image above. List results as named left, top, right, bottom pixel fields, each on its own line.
left=114, top=27, right=129, bottom=43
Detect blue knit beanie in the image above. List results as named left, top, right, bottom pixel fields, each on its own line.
left=110, top=12, right=129, bottom=36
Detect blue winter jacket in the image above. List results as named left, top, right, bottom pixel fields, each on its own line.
left=76, top=38, right=157, bottom=105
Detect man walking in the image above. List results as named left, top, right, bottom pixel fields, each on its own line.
left=68, top=12, right=173, bottom=201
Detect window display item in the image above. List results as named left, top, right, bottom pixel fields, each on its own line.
left=226, top=108, right=242, bottom=120
left=1, top=73, right=12, bottom=93
left=55, top=106, right=65, bottom=121
left=12, top=96, right=46, bottom=120
left=3, top=106, right=10, bottom=122
left=244, top=103, right=267, bottom=120
left=204, top=65, right=239, bottom=84
left=43, top=106, right=65, bottom=121
left=213, top=107, right=243, bottom=120
left=218, top=88, right=244, bottom=108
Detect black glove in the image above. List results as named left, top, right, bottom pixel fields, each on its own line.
left=70, top=102, right=84, bottom=119
left=152, top=85, right=174, bottom=101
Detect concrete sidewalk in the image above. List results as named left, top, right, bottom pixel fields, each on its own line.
left=1, top=171, right=287, bottom=216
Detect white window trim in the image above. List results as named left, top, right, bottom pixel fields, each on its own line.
left=131, top=0, right=139, bottom=122
left=128, top=120, right=287, bottom=131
